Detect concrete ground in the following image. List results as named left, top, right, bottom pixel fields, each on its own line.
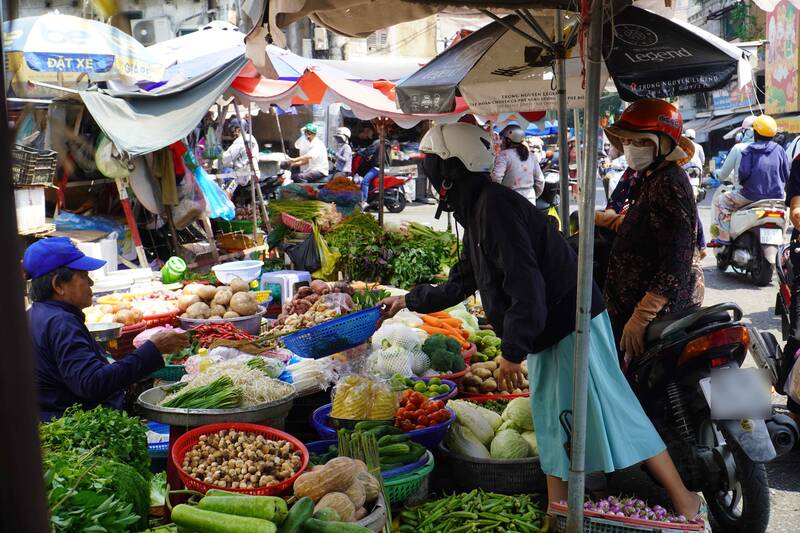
left=382, top=191, right=799, bottom=533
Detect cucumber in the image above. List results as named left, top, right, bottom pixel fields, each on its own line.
left=301, top=517, right=372, bottom=532
left=198, top=495, right=288, bottom=524
left=353, top=420, right=391, bottom=431
left=171, top=504, right=277, bottom=533
left=408, top=443, right=427, bottom=460
left=364, top=424, right=402, bottom=439
left=280, top=497, right=314, bottom=533
left=378, top=443, right=410, bottom=456
left=205, top=489, right=246, bottom=498
left=377, top=434, right=410, bottom=447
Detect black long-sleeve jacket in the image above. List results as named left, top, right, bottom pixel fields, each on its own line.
left=405, top=177, right=604, bottom=363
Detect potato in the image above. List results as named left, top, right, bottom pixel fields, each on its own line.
left=229, top=291, right=258, bottom=316
left=209, top=315, right=222, bottom=320
left=212, top=288, right=233, bottom=306
left=178, top=294, right=201, bottom=312
left=183, top=283, right=205, bottom=297
left=198, top=285, right=218, bottom=302
left=310, top=280, right=329, bottom=295
left=223, top=311, right=240, bottom=319
left=186, top=301, right=211, bottom=319
left=209, top=304, right=227, bottom=317
left=463, top=374, right=482, bottom=387
left=114, top=309, right=138, bottom=326
left=479, top=377, right=498, bottom=393
left=473, top=367, right=492, bottom=380
left=228, top=277, right=249, bottom=294
left=465, top=386, right=480, bottom=394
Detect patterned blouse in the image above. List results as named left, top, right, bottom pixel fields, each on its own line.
left=604, top=163, right=704, bottom=325
left=491, top=148, right=544, bottom=198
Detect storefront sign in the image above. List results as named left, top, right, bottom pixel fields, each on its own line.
left=712, top=80, right=753, bottom=111
left=766, top=0, right=800, bottom=114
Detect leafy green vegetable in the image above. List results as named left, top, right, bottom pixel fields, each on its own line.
left=149, top=471, right=167, bottom=507
left=501, top=397, right=534, bottom=432
left=490, top=428, right=529, bottom=459
left=40, top=405, right=151, bottom=480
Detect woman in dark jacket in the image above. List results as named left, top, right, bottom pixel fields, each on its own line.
left=381, top=123, right=707, bottom=525
left=602, top=99, right=704, bottom=361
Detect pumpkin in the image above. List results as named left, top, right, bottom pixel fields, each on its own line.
left=344, top=479, right=366, bottom=508
left=355, top=472, right=380, bottom=504
left=314, top=492, right=355, bottom=522
left=293, top=457, right=357, bottom=501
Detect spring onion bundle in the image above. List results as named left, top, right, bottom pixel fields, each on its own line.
left=161, top=376, right=242, bottom=409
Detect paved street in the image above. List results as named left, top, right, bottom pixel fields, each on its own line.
left=384, top=195, right=800, bottom=532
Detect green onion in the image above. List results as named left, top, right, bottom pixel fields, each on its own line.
left=161, top=376, right=242, bottom=409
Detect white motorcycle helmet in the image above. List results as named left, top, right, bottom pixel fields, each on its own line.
left=335, top=126, right=351, bottom=140
left=500, top=125, right=526, bottom=144
left=684, top=128, right=696, bottom=140
left=420, top=123, right=494, bottom=172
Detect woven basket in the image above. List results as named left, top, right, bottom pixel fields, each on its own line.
left=357, top=494, right=388, bottom=532
left=549, top=502, right=703, bottom=533
left=438, top=442, right=545, bottom=494
left=384, top=451, right=434, bottom=505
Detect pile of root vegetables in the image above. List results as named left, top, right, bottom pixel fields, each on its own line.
left=179, top=278, right=260, bottom=320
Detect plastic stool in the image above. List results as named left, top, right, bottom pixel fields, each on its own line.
left=260, top=270, right=311, bottom=304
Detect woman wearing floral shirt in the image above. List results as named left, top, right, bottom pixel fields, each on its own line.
left=491, top=126, right=544, bottom=200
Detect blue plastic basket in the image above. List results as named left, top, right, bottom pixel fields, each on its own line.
left=282, top=306, right=381, bottom=359
left=408, top=377, right=458, bottom=402
left=310, top=403, right=455, bottom=451
left=147, top=422, right=170, bottom=459
left=304, top=439, right=430, bottom=479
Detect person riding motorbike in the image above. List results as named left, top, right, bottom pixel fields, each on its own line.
left=331, top=126, right=353, bottom=178
left=379, top=122, right=709, bottom=527
left=714, top=115, right=755, bottom=185
left=601, top=99, right=704, bottom=363
left=491, top=125, right=544, bottom=200
left=710, top=115, right=789, bottom=246
left=683, top=128, right=706, bottom=171
left=286, top=123, right=329, bottom=183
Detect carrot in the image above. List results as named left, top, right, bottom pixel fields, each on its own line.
left=430, top=311, right=451, bottom=319
left=440, top=324, right=470, bottom=348
left=420, top=325, right=451, bottom=336
left=438, top=318, right=463, bottom=328
left=421, top=315, right=445, bottom=327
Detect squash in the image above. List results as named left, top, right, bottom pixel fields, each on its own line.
left=344, top=479, right=366, bottom=508
left=293, top=457, right=356, bottom=502
left=229, top=291, right=258, bottom=316
left=314, top=492, right=355, bottom=522
left=354, top=472, right=380, bottom=504
left=354, top=507, right=368, bottom=521
left=352, top=460, right=368, bottom=474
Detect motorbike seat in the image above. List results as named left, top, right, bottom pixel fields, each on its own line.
left=646, top=306, right=733, bottom=343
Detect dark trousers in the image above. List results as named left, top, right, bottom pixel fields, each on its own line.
left=781, top=239, right=800, bottom=414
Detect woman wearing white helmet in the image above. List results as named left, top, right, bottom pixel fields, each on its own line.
left=491, top=125, right=544, bottom=200
left=380, top=123, right=707, bottom=526
left=332, top=126, right=353, bottom=178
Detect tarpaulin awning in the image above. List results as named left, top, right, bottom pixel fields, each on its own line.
left=229, top=68, right=469, bottom=128
left=80, top=55, right=248, bottom=156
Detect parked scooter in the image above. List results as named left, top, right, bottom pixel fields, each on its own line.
left=628, top=303, right=798, bottom=532
left=365, top=172, right=414, bottom=213
left=712, top=184, right=788, bottom=286
left=775, top=244, right=793, bottom=340
left=232, top=173, right=285, bottom=205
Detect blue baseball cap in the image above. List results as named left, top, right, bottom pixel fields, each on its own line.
left=23, top=237, right=107, bottom=279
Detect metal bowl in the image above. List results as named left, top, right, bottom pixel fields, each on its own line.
left=86, top=322, right=124, bottom=342
left=135, top=383, right=296, bottom=428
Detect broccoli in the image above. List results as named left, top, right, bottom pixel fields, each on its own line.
left=423, top=334, right=450, bottom=356
left=424, top=334, right=464, bottom=373
left=444, top=336, right=462, bottom=354
left=450, top=351, right=466, bottom=372
left=430, top=349, right=456, bottom=373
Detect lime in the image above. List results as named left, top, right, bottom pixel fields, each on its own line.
left=429, top=378, right=441, bottom=385
left=413, top=382, right=427, bottom=392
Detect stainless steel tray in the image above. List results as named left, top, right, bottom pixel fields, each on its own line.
left=136, top=383, right=296, bottom=427
left=87, top=322, right=123, bottom=342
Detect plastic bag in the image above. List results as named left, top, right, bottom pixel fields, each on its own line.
left=330, top=374, right=398, bottom=420
left=95, top=133, right=131, bottom=179
left=203, top=125, right=222, bottom=161
left=172, top=169, right=207, bottom=229
left=312, top=223, right=341, bottom=281
left=286, top=233, right=321, bottom=273
left=194, top=164, right=236, bottom=220
left=133, top=325, right=185, bottom=349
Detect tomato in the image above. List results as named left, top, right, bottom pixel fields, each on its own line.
left=399, top=420, right=415, bottom=432
left=411, top=392, right=426, bottom=405
left=436, top=409, right=450, bottom=421
left=417, top=415, right=429, bottom=426
left=395, top=408, right=408, bottom=419
left=414, top=409, right=426, bottom=420
left=415, top=425, right=426, bottom=430
left=429, top=400, right=445, bottom=411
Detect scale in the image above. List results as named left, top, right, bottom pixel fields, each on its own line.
left=86, top=322, right=123, bottom=344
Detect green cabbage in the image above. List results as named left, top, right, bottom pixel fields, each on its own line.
left=521, top=431, right=539, bottom=457
left=450, top=400, right=494, bottom=444
left=490, top=429, right=529, bottom=459
left=497, top=419, right=521, bottom=433
left=501, top=397, right=534, bottom=431
left=474, top=403, right=502, bottom=431
left=446, top=304, right=480, bottom=336
left=446, top=423, right=491, bottom=459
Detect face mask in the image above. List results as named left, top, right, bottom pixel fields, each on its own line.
left=623, top=144, right=655, bottom=170
left=735, top=132, right=743, bottom=143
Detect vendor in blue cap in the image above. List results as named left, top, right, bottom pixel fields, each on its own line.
left=24, top=237, right=188, bottom=420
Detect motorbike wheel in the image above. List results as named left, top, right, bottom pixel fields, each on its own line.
left=702, top=425, right=770, bottom=533
left=716, top=254, right=730, bottom=272
left=386, top=193, right=406, bottom=213
left=750, top=256, right=774, bottom=287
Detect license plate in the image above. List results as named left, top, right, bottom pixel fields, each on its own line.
left=707, top=368, right=772, bottom=419
left=760, top=228, right=784, bottom=245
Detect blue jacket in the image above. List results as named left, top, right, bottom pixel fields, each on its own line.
left=739, top=141, right=789, bottom=201
left=30, top=300, right=163, bottom=420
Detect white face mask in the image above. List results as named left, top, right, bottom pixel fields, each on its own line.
left=623, top=144, right=655, bottom=170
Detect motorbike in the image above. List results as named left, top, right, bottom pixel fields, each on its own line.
left=684, top=165, right=707, bottom=203
left=536, top=165, right=561, bottom=230
left=351, top=150, right=415, bottom=213
left=712, top=184, right=788, bottom=286
left=232, top=172, right=285, bottom=205
left=775, top=244, right=793, bottom=341
left=629, top=303, right=798, bottom=532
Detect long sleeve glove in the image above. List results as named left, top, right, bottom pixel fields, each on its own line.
left=595, top=209, right=625, bottom=232
left=620, top=292, right=668, bottom=357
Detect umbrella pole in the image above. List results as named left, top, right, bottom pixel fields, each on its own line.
left=272, top=105, right=287, bottom=155
left=566, top=0, right=604, bottom=531
left=555, top=9, right=570, bottom=237
left=247, top=105, right=272, bottom=238
left=114, top=177, right=149, bottom=267
left=573, top=108, right=583, bottom=205
left=377, top=118, right=386, bottom=228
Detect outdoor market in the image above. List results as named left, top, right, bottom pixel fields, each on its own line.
left=3, top=0, right=800, bottom=532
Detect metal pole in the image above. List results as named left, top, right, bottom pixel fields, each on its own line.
left=272, top=105, right=287, bottom=155
left=247, top=105, right=272, bottom=234
left=566, top=0, right=603, bottom=530
left=377, top=118, right=386, bottom=228
left=555, top=9, right=570, bottom=237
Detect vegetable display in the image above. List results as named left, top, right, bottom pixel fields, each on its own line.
left=468, top=329, right=502, bottom=363
left=446, top=399, right=538, bottom=460
left=192, top=322, right=256, bottom=347
left=461, top=359, right=529, bottom=395
left=330, top=374, right=397, bottom=420
left=161, top=376, right=242, bottom=409
left=395, top=391, right=450, bottom=431
left=397, top=490, right=548, bottom=533
left=423, top=334, right=466, bottom=375
left=179, top=428, right=303, bottom=490
left=390, top=374, right=452, bottom=398
left=575, top=496, right=703, bottom=525
left=367, top=324, right=429, bottom=377
left=419, top=313, right=470, bottom=349
left=181, top=278, right=258, bottom=319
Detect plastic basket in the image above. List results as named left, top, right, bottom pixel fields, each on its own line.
left=548, top=502, right=704, bottom=533
left=107, top=321, right=147, bottom=360
left=142, top=310, right=180, bottom=328
left=438, top=441, right=546, bottom=494
left=282, top=306, right=381, bottom=359
left=460, top=392, right=530, bottom=400
left=151, top=364, right=186, bottom=382
left=146, top=422, right=170, bottom=459
left=429, top=367, right=468, bottom=386
left=304, top=439, right=430, bottom=479
left=408, top=377, right=458, bottom=402
left=384, top=450, right=435, bottom=504
left=171, top=422, right=309, bottom=495
left=11, top=144, right=57, bottom=185
left=310, top=403, right=454, bottom=450
left=280, top=212, right=314, bottom=233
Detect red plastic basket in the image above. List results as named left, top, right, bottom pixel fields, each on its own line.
left=142, top=310, right=180, bottom=328
left=280, top=212, right=314, bottom=233
left=461, top=392, right=530, bottom=401
left=107, top=321, right=147, bottom=360
left=549, top=502, right=703, bottom=532
left=171, top=423, right=309, bottom=496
